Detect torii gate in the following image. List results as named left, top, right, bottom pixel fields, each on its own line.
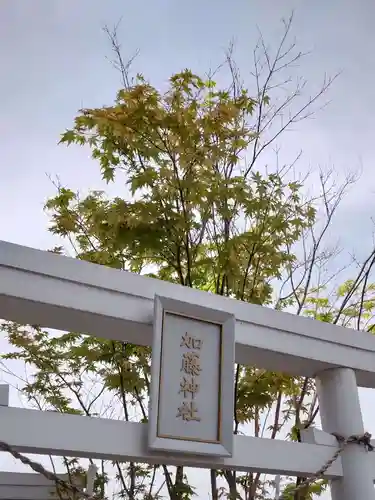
left=0, top=240, right=375, bottom=499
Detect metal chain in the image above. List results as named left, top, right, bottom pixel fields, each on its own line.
left=280, top=432, right=374, bottom=499
left=0, top=433, right=373, bottom=500
left=0, top=440, right=96, bottom=500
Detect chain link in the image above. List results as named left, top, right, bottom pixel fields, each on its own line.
left=0, top=433, right=373, bottom=500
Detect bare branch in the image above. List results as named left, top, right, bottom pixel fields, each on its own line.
left=103, top=19, right=139, bottom=89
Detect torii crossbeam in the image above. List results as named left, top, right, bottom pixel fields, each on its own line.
left=0, top=471, right=85, bottom=500
left=1, top=240, right=375, bottom=499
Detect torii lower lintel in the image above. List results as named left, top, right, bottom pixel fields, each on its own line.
left=0, top=404, right=343, bottom=479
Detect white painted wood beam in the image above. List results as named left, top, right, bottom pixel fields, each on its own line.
left=0, top=472, right=84, bottom=500
left=2, top=241, right=375, bottom=386
left=0, top=406, right=343, bottom=479
left=0, top=485, right=58, bottom=500
left=301, top=427, right=375, bottom=453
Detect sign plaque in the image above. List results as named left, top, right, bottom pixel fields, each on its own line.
left=148, top=295, right=235, bottom=457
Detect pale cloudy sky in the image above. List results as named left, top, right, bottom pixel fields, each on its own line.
left=0, top=0, right=375, bottom=498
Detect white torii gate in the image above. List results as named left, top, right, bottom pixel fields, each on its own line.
left=1, top=240, right=375, bottom=499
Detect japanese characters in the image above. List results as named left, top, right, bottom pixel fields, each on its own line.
left=176, top=332, right=203, bottom=422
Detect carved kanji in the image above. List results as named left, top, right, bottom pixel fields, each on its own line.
left=180, top=332, right=203, bottom=350
left=179, top=376, right=200, bottom=398
left=176, top=401, right=201, bottom=421
left=181, top=351, right=202, bottom=376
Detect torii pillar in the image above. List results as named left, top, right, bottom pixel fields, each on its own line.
left=316, top=367, right=375, bottom=500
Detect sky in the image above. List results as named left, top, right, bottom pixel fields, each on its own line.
left=1, top=0, right=375, bottom=498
